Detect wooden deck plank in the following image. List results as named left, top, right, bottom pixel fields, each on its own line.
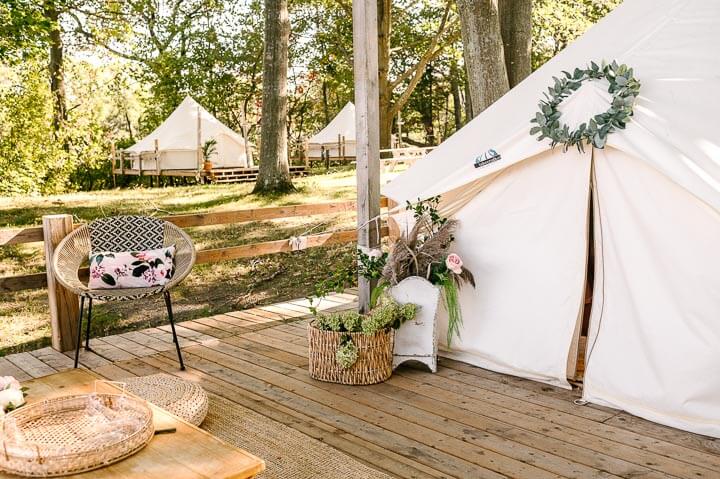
left=63, top=348, right=111, bottom=369
left=118, top=330, right=178, bottom=352
left=5, top=351, right=56, bottom=378
left=0, top=357, right=33, bottom=381
left=160, top=348, right=509, bottom=479
left=85, top=338, right=137, bottom=362
left=219, top=327, right=676, bottom=479
left=394, top=369, right=720, bottom=478
left=604, top=412, right=720, bottom=457
left=14, top=292, right=720, bottom=479
left=29, top=347, right=74, bottom=372
left=224, top=310, right=276, bottom=324
left=137, top=353, right=446, bottom=479
left=173, top=319, right=235, bottom=338
left=100, top=333, right=159, bottom=358
left=258, top=303, right=310, bottom=319
left=173, top=343, right=566, bottom=479
left=195, top=336, right=632, bottom=479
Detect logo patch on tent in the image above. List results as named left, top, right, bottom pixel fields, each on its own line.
left=474, top=149, right=502, bottom=168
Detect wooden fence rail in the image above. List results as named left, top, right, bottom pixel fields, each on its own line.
left=0, top=198, right=389, bottom=294
left=0, top=198, right=389, bottom=351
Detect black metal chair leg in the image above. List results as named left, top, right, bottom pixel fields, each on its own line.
left=74, top=296, right=85, bottom=368
left=85, top=298, right=93, bottom=351
left=164, top=291, right=185, bottom=370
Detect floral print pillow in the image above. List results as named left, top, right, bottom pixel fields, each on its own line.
left=88, top=245, right=176, bottom=289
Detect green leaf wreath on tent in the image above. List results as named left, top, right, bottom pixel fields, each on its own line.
left=530, top=61, right=640, bottom=152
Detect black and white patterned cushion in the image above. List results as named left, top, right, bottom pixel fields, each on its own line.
left=89, top=215, right=164, bottom=254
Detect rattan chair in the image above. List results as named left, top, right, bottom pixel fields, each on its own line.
left=52, top=215, right=196, bottom=370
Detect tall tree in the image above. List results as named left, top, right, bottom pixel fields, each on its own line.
left=42, top=0, right=66, bottom=133
left=253, top=0, right=294, bottom=193
left=376, top=0, right=457, bottom=149
left=499, top=0, right=531, bottom=88
left=456, top=0, right=509, bottom=118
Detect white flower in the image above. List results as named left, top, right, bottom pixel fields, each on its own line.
left=0, top=388, right=25, bottom=412
left=367, top=248, right=384, bottom=259
left=0, top=376, right=20, bottom=391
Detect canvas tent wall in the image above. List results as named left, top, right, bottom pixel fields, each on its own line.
left=382, top=0, right=720, bottom=437
left=307, top=102, right=356, bottom=158
left=125, top=96, right=252, bottom=170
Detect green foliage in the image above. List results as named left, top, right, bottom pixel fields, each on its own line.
left=0, top=0, right=51, bottom=62
left=360, top=296, right=417, bottom=334
left=335, top=334, right=358, bottom=369
left=313, top=296, right=417, bottom=334
left=440, top=275, right=461, bottom=347
left=530, top=61, right=640, bottom=151
left=532, top=0, right=623, bottom=70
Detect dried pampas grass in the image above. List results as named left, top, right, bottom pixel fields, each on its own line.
left=382, top=218, right=458, bottom=285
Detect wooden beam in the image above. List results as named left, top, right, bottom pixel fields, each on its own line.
left=42, top=214, right=79, bottom=352
left=353, top=0, right=381, bottom=312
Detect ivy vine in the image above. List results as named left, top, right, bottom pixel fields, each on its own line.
left=530, top=60, right=640, bottom=152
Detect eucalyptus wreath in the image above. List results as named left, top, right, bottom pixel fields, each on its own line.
left=530, top=61, right=640, bottom=152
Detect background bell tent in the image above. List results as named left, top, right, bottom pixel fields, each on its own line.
left=306, top=102, right=356, bottom=160
left=383, top=0, right=720, bottom=438
left=122, top=96, right=253, bottom=173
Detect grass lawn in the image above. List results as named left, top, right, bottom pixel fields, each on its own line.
left=0, top=166, right=401, bottom=356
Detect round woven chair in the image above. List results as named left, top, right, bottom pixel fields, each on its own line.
left=53, top=215, right=196, bottom=370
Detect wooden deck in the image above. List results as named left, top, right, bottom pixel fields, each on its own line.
left=2, top=291, right=720, bottom=479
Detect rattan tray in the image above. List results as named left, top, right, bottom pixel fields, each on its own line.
left=0, top=391, right=154, bottom=477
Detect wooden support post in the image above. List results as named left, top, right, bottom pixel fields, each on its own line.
left=110, top=144, right=117, bottom=188
left=120, top=150, right=125, bottom=176
left=196, top=106, right=202, bottom=176
left=154, top=139, right=160, bottom=179
left=353, top=0, right=380, bottom=313
left=303, top=138, right=309, bottom=169
left=43, top=214, right=79, bottom=352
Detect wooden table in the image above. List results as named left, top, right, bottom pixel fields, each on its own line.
left=0, top=369, right=265, bottom=479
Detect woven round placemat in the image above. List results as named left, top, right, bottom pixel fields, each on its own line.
left=125, top=374, right=208, bottom=426
left=202, top=394, right=393, bottom=479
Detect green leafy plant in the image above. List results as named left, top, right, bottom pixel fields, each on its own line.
left=530, top=60, right=640, bottom=151
left=202, top=138, right=218, bottom=161
left=313, top=296, right=417, bottom=335
left=335, top=334, right=359, bottom=369
left=314, top=296, right=418, bottom=370
left=383, top=197, right=475, bottom=346
left=308, top=246, right=387, bottom=314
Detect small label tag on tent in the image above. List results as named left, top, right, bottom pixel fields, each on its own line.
left=474, top=149, right=502, bottom=168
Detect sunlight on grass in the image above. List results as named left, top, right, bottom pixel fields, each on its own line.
left=0, top=166, right=404, bottom=355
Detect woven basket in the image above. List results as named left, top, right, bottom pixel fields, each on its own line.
left=0, top=393, right=154, bottom=477
left=307, top=323, right=394, bottom=385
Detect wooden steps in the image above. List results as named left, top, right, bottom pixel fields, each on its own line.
left=210, top=166, right=308, bottom=184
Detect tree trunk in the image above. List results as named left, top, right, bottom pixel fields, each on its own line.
left=377, top=0, right=392, bottom=150
left=43, top=1, right=67, bottom=134
left=456, top=0, right=509, bottom=118
left=254, top=0, right=294, bottom=194
left=499, top=0, right=532, bottom=88
left=450, top=64, right=463, bottom=131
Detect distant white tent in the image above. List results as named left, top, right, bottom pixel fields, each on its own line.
left=383, top=0, right=720, bottom=437
left=307, top=102, right=356, bottom=158
left=125, top=96, right=252, bottom=170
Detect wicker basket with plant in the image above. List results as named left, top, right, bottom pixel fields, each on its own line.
left=308, top=296, right=417, bottom=385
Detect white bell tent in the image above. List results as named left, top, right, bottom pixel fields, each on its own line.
left=307, top=102, right=356, bottom=158
left=125, top=96, right=252, bottom=170
left=383, top=0, right=720, bottom=437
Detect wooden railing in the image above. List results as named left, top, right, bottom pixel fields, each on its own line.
left=0, top=198, right=389, bottom=350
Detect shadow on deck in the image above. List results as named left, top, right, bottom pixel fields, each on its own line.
left=2, top=291, right=719, bottom=478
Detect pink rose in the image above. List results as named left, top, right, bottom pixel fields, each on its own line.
left=445, top=253, right=463, bottom=275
